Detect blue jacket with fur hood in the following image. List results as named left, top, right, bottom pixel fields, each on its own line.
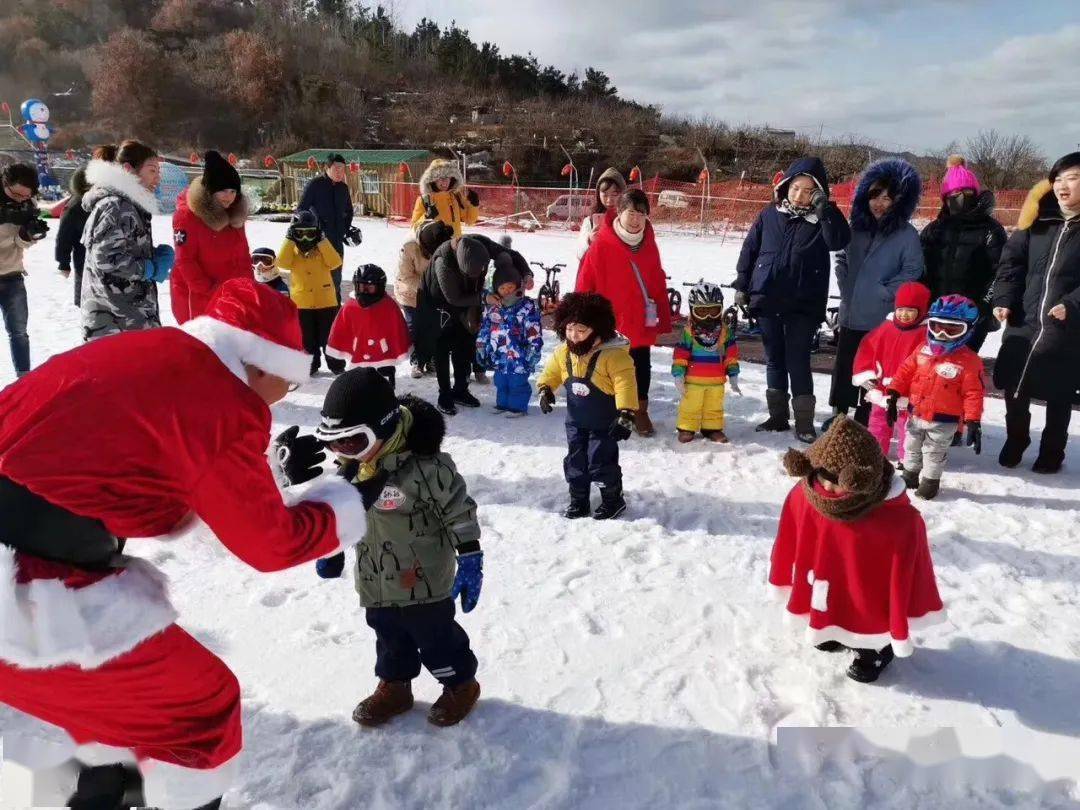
left=836, top=157, right=925, bottom=331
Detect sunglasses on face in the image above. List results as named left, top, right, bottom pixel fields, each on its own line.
left=927, top=318, right=969, bottom=341
left=691, top=304, right=725, bottom=319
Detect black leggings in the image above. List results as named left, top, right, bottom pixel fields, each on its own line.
left=298, top=306, right=340, bottom=373
left=435, top=319, right=476, bottom=395
left=829, top=327, right=870, bottom=424
left=629, top=346, right=650, bottom=399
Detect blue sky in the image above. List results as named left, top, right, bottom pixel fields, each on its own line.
left=395, top=0, right=1080, bottom=162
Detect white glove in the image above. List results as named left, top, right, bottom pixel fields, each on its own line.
left=728, top=377, right=742, bottom=395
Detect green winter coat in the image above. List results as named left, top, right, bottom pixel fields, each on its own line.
left=352, top=397, right=480, bottom=608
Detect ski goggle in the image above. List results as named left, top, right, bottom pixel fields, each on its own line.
left=318, top=425, right=376, bottom=459
left=252, top=257, right=274, bottom=268
left=691, top=304, right=725, bottom=319
left=357, top=282, right=381, bottom=293
left=927, top=318, right=970, bottom=341
left=291, top=227, right=318, bottom=237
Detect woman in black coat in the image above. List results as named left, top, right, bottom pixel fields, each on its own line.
left=55, top=166, right=91, bottom=307
left=992, top=152, right=1080, bottom=473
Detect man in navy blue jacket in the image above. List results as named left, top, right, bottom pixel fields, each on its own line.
left=733, top=157, right=851, bottom=443
left=298, top=153, right=359, bottom=304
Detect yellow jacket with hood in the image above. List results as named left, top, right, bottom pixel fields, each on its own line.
left=410, top=159, right=479, bottom=237
left=537, top=335, right=639, bottom=411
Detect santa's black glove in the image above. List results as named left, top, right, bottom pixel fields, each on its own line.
left=810, top=189, right=828, bottom=220
left=272, top=426, right=326, bottom=487
left=354, top=469, right=390, bottom=510
left=733, top=290, right=749, bottom=307
left=19, top=217, right=49, bottom=242
left=466, top=189, right=480, bottom=207
left=609, top=409, right=636, bottom=441
left=538, top=385, right=555, bottom=414
left=344, top=225, right=362, bottom=246
left=964, top=421, right=982, bottom=455
left=885, top=390, right=900, bottom=427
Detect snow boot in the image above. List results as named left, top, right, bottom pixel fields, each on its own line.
left=916, top=477, right=940, bottom=500
left=634, top=398, right=655, bottom=437
left=901, top=467, right=920, bottom=489
left=474, top=368, right=489, bottom=384
left=437, top=392, right=458, bottom=416
left=677, top=429, right=696, bottom=443
left=563, top=498, right=591, bottom=519
left=792, top=394, right=817, bottom=444
left=453, top=388, right=481, bottom=408
left=353, top=680, right=414, bottom=727
left=703, top=429, right=729, bottom=444
left=847, top=645, right=895, bottom=683
left=505, top=410, right=526, bottom=419
left=428, top=679, right=481, bottom=727
left=999, top=407, right=1031, bottom=468
left=68, top=763, right=142, bottom=810
left=593, top=495, right=627, bottom=520
left=755, top=389, right=790, bottom=432
left=815, top=640, right=845, bottom=653
left=1032, top=453, right=1063, bottom=474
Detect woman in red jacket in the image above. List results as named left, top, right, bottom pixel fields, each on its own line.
left=576, top=189, right=671, bottom=436
left=170, top=151, right=251, bottom=323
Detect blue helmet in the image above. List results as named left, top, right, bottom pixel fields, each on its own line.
left=926, top=295, right=979, bottom=356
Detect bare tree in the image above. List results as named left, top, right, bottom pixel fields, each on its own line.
left=966, top=129, right=1046, bottom=189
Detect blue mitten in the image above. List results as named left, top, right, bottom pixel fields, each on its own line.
left=315, top=552, right=346, bottom=579
left=450, top=551, right=483, bottom=613
left=144, top=244, right=175, bottom=282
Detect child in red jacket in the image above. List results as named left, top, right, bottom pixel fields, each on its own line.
left=326, top=264, right=412, bottom=386
left=887, top=295, right=985, bottom=500
left=770, top=415, right=945, bottom=683
left=851, top=282, right=931, bottom=463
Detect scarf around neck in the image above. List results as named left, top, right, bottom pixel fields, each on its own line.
left=778, top=198, right=819, bottom=225
left=354, top=406, right=413, bottom=482
left=801, top=459, right=894, bottom=522
left=613, top=217, right=646, bottom=249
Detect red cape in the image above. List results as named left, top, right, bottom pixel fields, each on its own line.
left=851, top=316, right=927, bottom=407
left=327, top=297, right=412, bottom=367
left=768, top=478, right=945, bottom=656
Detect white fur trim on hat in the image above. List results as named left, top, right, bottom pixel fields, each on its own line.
left=0, top=547, right=178, bottom=670
left=84, top=159, right=160, bottom=215
left=181, top=316, right=311, bottom=385
left=283, top=475, right=367, bottom=553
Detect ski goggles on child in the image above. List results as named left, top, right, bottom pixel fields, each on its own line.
left=927, top=318, right=970, bottom=342
left=691, top=304, right=725, bottom=320
left=317, top=426, right=377, bottom=460
left=290, top=227, right=319, bottom=237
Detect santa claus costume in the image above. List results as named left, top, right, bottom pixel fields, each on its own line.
left=326, top=263, right=411, bottom=388
left=768, top=415, right=946, bottom=683
left=0, top=279, right=367, bottom=809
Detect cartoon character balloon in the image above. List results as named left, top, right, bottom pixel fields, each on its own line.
left=18, top=98, right=61, bottom=198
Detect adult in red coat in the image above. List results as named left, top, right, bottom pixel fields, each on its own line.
left=768, top=416, right=945, bottom=683
left=0, top=279, right=366, bottom=810
left=170, top=151, right=251, bottom=324
left=576, top=189, right=671, bottom=436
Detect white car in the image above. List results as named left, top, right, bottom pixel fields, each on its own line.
left=546, top=194, right=591, bottom=222
left=658, top=190, right=690, bottom=209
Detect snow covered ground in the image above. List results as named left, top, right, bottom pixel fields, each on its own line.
left=3, top=217, right=1080, bottom=808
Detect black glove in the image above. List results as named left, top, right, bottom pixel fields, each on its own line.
left=424, top=199, right=439, bottom=220
left=19, top=217, right=49, bottom=242
left=466, top=189, right=480, bottom=207
left=810, top=189, right=828, bottom=220
left=272, top=426, right=326, bottom=487
left=344, top=225, right=362, bottom=246
left=538, top=386, right=555, bottom=414
left=885, top=391, right=900, bottom=427
left=733, top=290, right=750, bottom=307
left=354, top=469, right=390, bottom=510
left=609, top=409, right=636, bottom=441
left=964, top=421, right=982, bottom=455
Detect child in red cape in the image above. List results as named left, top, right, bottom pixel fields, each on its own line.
left=768, top=415, right=946, bottom=683
left=327, top=263, right=412, bottom=387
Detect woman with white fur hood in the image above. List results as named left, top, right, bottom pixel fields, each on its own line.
left=80, top=141, right=175, bottom=341
left=409, top=158, right=480, bottom=238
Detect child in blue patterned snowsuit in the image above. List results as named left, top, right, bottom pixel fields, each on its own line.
left=476, top=255, right=543, bottom=416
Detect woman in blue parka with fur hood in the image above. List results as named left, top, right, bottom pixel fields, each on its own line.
left=828, top=157, right=925, bottom=427
left=734, top=157, right=851, bottom=443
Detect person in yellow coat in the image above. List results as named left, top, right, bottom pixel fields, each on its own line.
left=276, top=209, right=342, bottom=376
left=410, top=159, right=480, bottom=237
left=537, top=292, right=639, bottom=521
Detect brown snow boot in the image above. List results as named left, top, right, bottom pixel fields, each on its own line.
left=703, top=429, right=729, bottom=444
left=427, top=679, right=481, bottom=727
left=677, top=429, right=696, bottom=443
left=352, top=680, right=414, bottom=727
left=634, top=399, right=655, bottom=437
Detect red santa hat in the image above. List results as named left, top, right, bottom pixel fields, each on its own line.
left=183, top=278, right=311, bottom=384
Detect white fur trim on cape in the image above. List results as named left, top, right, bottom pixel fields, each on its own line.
left=142, top=751, right=240, bottom=810
left=84, top=159, right=160, bottom=215
left=851, top=369, right=878, bottom=387
left=885, top=476, right=907, bottom=501
left=181, top=316, right=311, bottom=385
left=284, top=475, right=367, bottom=553
left=0, top=547, right=178, bottom=670
left=325, top=347, right=411, bottom=368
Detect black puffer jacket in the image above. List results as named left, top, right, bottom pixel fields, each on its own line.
left=992, top=182, right=1080, bottom=403
left=920, top=190, right=1007, bottom=316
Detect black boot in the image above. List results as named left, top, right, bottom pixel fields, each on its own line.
left=1032, top=453, right=1063, bottom=474
left=453, top=388, right=481, bottom=408
left=916, top=477, right=940, bottom=500
left=900, top=467, right=920, bottom=489
left=68, top=763, right=142, bottom=809
left=563, top=497, right=591, bottom=519
left=437, top=392, right=458, bottom=415
left=756, top=388, right=790, bottom=432
left=999, top=395, right=1031, bottom=468
left=815, top=640, right=845, bottom=653
left=792, top=394, right=817, bottom=444
left=593, top=495, right=627, bottom=520
left=847, top=645, right=894, bottom=683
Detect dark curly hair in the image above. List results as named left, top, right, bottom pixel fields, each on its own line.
left=553, top=292, right=617, bottom=342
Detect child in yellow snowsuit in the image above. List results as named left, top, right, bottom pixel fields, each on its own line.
left=672, top=282, right=740, bottom=443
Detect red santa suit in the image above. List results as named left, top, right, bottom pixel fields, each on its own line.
left=326, top=296, right=412, bottom=368
left=0, top=279, right=366, bottom=809
left=768, top=477, right=946, bottom=656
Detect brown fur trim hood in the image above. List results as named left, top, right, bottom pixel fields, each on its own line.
left=419, top=159, right=463, bottom=195
left=187, top=176, right=248, bottom=231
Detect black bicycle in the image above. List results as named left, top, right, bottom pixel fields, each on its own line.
left=531, top=261, right=565, bottom=313
left=665, top=275, right=684, bottom=322
left=718, top=283, right=760, bottom=337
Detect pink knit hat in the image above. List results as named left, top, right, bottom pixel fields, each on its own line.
left=940, top=155, right=981, bottom=198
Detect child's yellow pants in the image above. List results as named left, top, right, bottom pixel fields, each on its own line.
left=677, top=384, right=726, bottom=432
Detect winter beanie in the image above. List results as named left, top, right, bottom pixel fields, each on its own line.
left=455, top=237, right=491, bottom=279
left=491, top=253, right=521, bottom=290
left=316, top=368, right=401, bottom=442
left=894, top=281, right=932, bottom=321
left=202, top=150, right=241, bottom=194
left=940, top=155, right=981, bottom=198
left=418, top=220, right=453, bottom=258
left=783, top=414, right=894, bottom=522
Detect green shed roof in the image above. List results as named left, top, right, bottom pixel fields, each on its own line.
left=281, top=148, right=434, bottom=166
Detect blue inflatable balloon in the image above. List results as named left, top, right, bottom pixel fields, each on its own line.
left=155, top=162, right=191, bottom=214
